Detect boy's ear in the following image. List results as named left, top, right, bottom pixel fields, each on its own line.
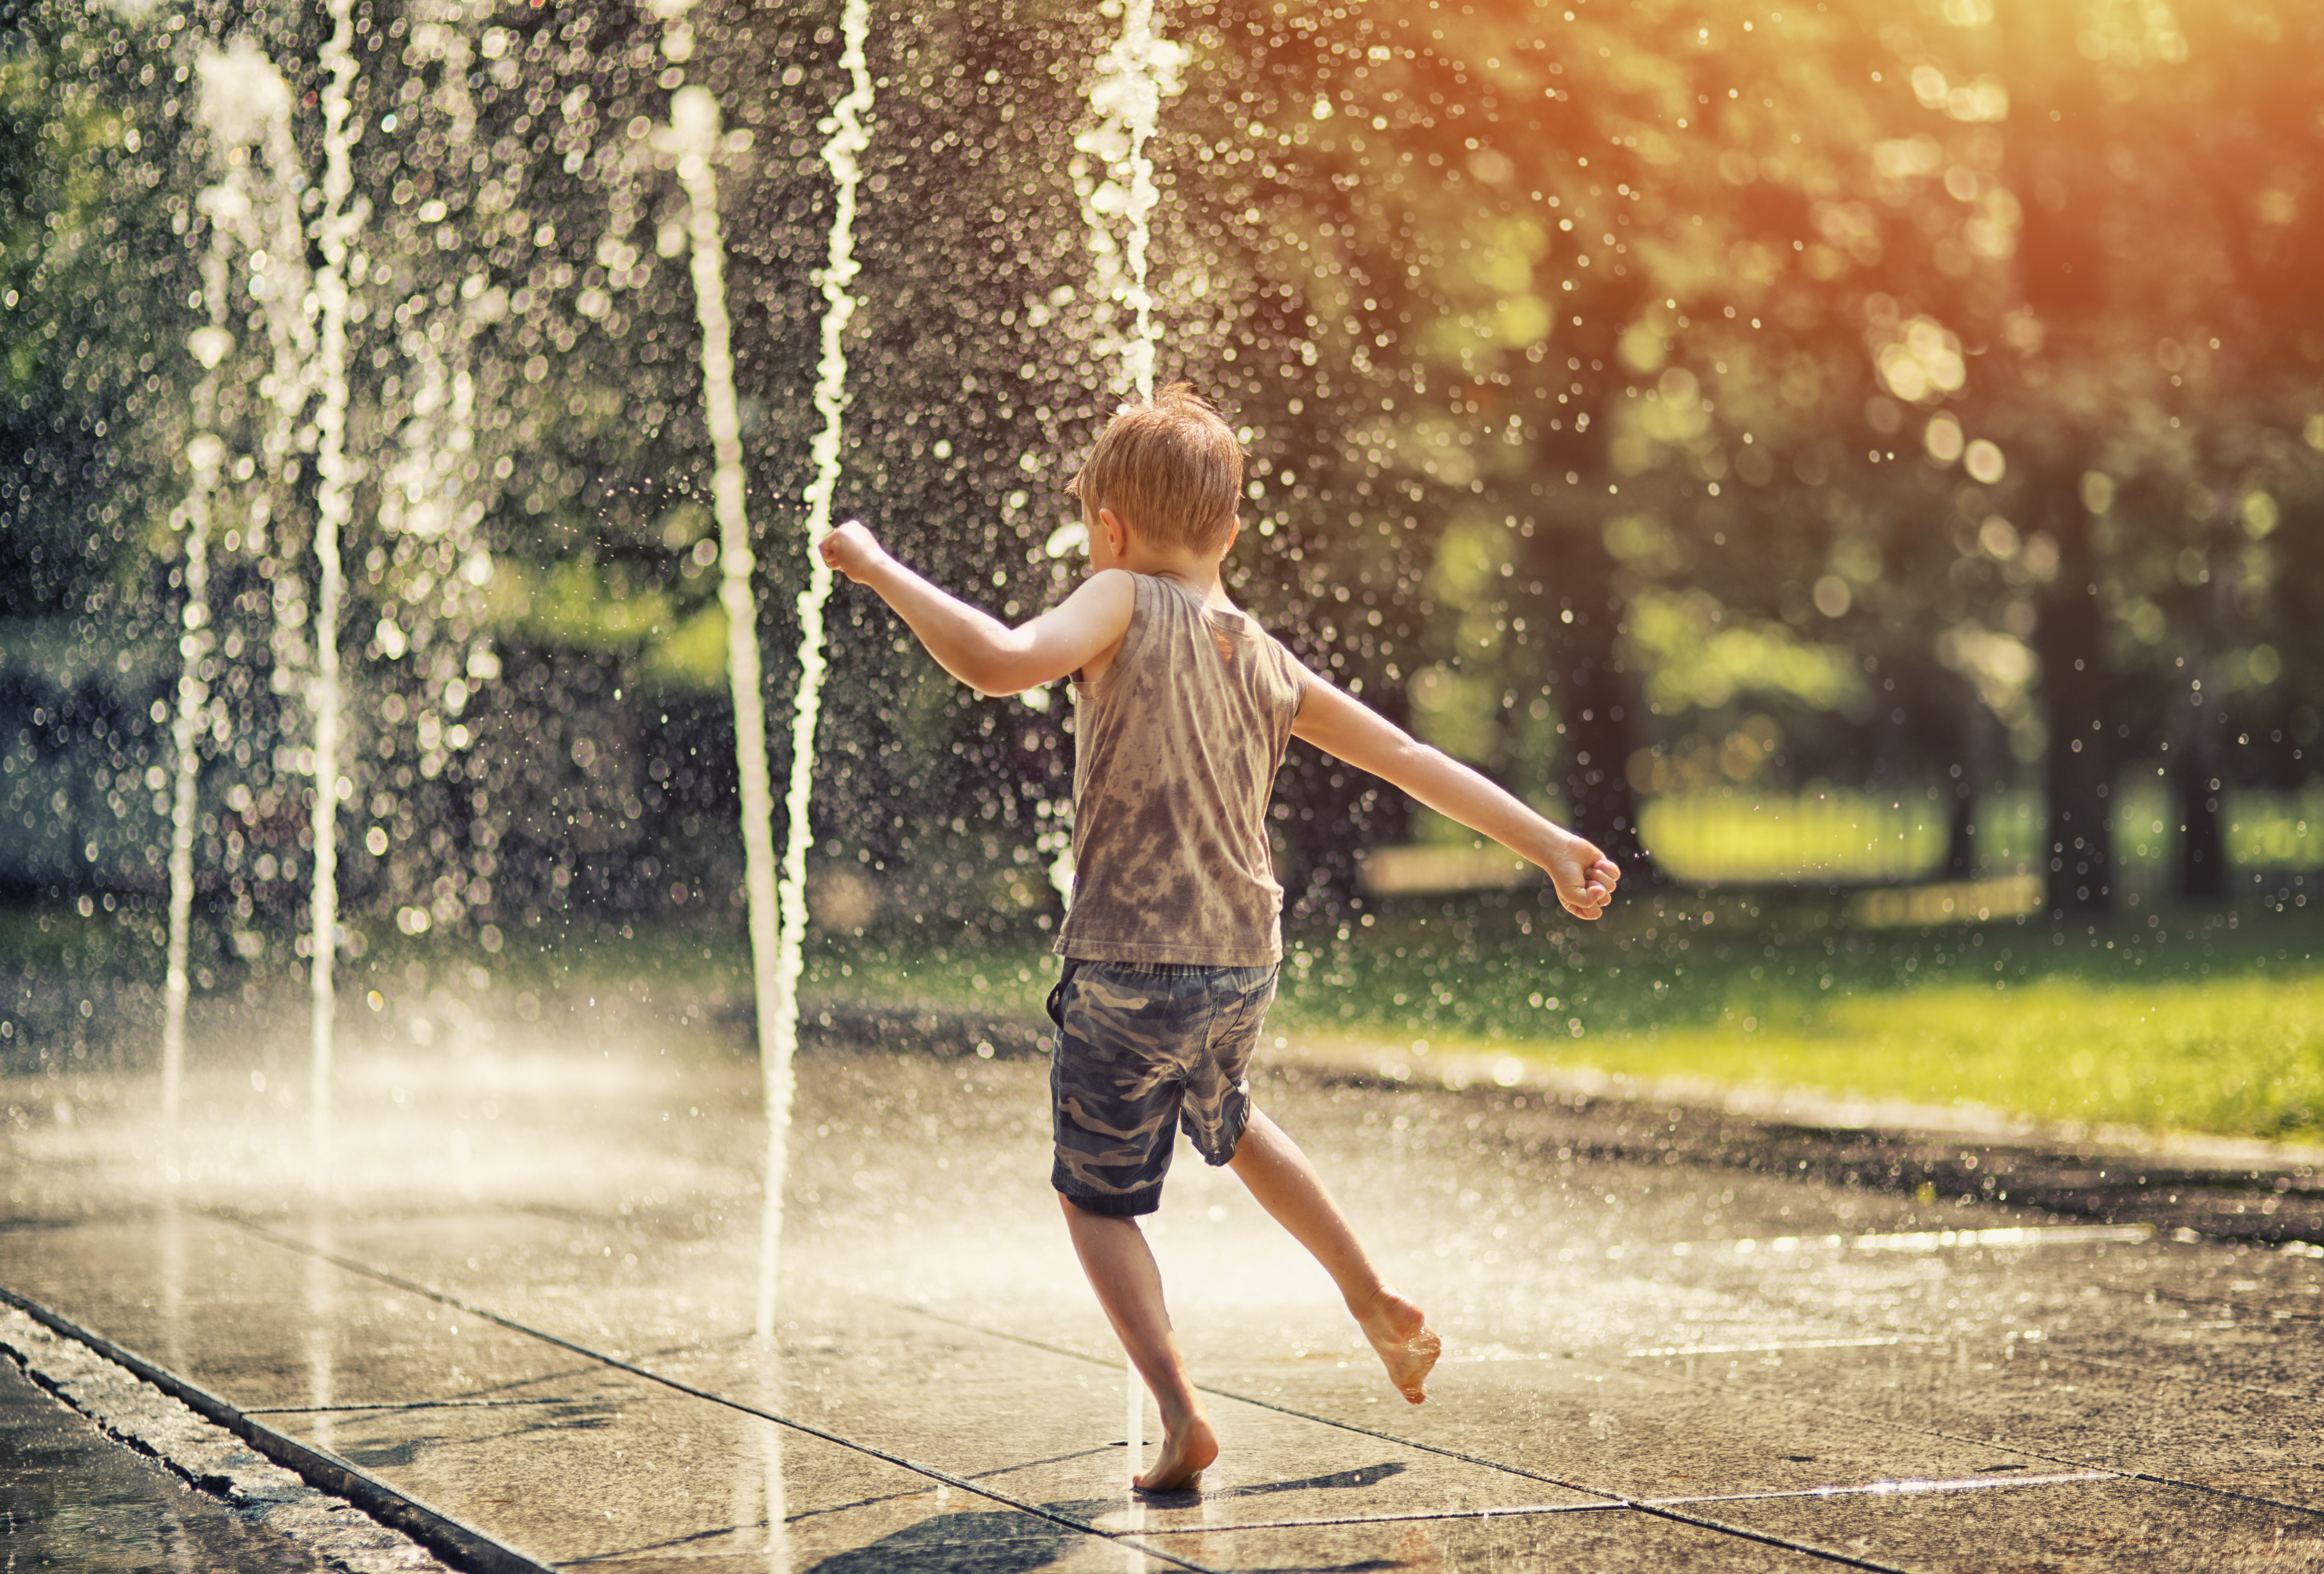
left=1220, top=514, right=1241, bottom=557
left=1098, top=506, right=1130, bottom=559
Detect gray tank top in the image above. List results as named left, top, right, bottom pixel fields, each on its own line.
left=1055, top=573, right=1313, bottom=965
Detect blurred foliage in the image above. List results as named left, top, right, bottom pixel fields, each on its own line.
left=1174, top=0, right=2324, bottom=911
left=0, top=17, right=186, bottom=622
left=2, top=0, right=2322, bottom=971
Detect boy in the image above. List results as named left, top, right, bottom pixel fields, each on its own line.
left=818, top=384, right=1618, bottom=1492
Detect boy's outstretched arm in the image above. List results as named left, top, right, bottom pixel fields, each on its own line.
left=819, top=520, right=1133, bottom=695
left=1291, top=680, right=1620, bottom=920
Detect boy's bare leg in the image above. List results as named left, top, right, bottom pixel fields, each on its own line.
left=1058, top=1194, right=1219, bottom=1490
left=1226, top=1109, right=1441, bottom=1403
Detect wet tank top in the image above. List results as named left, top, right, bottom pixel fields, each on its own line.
left=1055, top=573, right=1313, bottom=966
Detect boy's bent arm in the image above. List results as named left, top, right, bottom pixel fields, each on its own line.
left=820, top=522, right=1134, bottom=695
left=1291, top=680, right=1620, bottom=920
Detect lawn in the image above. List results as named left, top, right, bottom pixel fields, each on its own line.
left=1259, top=894, right=2324, bottom=1144
left=764, top=890, right=2323, bottom=1144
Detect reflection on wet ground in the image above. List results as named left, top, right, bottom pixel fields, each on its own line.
left=1, top=1010, right=2320, bottom=1571
left=0, top=1355, right=332, bottom=1574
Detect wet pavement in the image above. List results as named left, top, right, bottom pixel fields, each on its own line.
left=2, top=998, right=2321, bottom=1571
left=0, top=1353, right=334, bottom=1573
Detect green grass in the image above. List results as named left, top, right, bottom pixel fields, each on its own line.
left=1266, top=896, right=2324, bottom=1144
left=1452, top=972, right=2324, bottom=1142
left=1639, top=790, right=1951, bottom=884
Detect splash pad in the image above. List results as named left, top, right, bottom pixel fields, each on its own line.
left=119, top=0, right=1206, bottom=1365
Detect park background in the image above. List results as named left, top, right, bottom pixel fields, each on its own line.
left=2, top=0, right=2320, bottom=1143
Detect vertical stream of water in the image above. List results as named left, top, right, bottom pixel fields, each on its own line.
left=169, top=43, right=302, bottom=1123
left=160, top=212, right=231, bottom=1124
left=1078, top=0, right=1184, bottom=403
left=761, top=0, right=874, bottom=1340
left=308, top=0, right=361, bottom=1151
left=660, top=0, right=874, bottom=1339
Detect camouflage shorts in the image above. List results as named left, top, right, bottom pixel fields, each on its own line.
left=1046, top=960, right=1279, bottom=1217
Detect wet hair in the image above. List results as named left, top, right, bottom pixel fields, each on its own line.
left=1066, top=383, right=1244, bottom=556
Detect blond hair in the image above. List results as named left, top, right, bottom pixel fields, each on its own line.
left=1067, top=383, right=1244, bottom=555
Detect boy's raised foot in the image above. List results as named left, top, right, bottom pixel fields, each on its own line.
left=1357, top=1286, right=1441, bottom=1404
left=1134, top=1412, right=1219, bottom=1494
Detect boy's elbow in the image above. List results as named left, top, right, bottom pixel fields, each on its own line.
left=959, top=652, right=1037, bottom=696
left=941, top=634, right=1028, bottom=695
left=950, top=660, right=1011, bottom=696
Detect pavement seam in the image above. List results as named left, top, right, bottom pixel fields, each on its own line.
left=0, top=1290, right=491, bottom=1574
left=899, top=1305, right=1924, bottom=1573
left=212, top=1213, right=1234, bottom=1574
left=1132, top=1502, right=1625, bottom=1533
left=1644, top=1470, right=2119, bottom=1506
left=1615, top=1345, right=2324, bottom=1525
left=1124, top=1473, right=2118, bottom=1536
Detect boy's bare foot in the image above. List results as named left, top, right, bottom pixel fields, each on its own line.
left=1134, top=1412, right=1218, bottom=1493
left=1356, top=1286, right=1442, bottom=1404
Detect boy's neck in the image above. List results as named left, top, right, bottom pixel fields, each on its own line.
left=1095, top=507, right=1237, bottom=609
left=1120, top=546, right=1229, bottom=605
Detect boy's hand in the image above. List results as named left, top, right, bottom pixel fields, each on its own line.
left=817, top=519, right=886, bottom=584
left=1541, top=830, right=1621, bottom=921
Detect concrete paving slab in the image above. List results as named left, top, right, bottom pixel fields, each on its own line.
left=449, top=1292, right=1614, bottom=1531
left=1133, top=1506, right=1842, bottom=1572
left=258, top=1368, right=1216, bottom=1573
left=1172, top=1354, right=2077, bottom=1505
left=1708, top=1476, right=2324, bottom=1572
left=0, top=1300, right=461, bottom=1574
left=0, top=1214, right=608, bottom=1410
left=1623, top=1335, right=2324, bottom=1513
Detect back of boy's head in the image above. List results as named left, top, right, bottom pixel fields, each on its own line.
left=1067, top=383, right=1243, bottom=556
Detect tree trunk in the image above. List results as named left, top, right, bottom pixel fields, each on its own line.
left=2173, top=518, right=2235, bottom=899
left=2175, top=755, right=2225, bottom=898
left=1943, top=690, right=1992, bottom=879
left=2032, top=468, right=2112, bottom=915
left=1532, top=519, right=1651, bottom=874
left=1944, top=780, right=1978, bottom=880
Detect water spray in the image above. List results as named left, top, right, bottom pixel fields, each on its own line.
left=160, top=189, right=234, bottom=1125
left=1076, top=0, right=1185, bottom=400
left=309, top=0, right=362, bottom=1150
left=167, top=41, right=302, bottom=1124
left=375, top=5, right=500, bottom=940
left=661, top=58, right=780, bottom=1341
left=243, top=48, right=317, bottom=678
left=659, top=0, right=873, bottom=1338
left=763, top=0, right=875, bottom=1340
